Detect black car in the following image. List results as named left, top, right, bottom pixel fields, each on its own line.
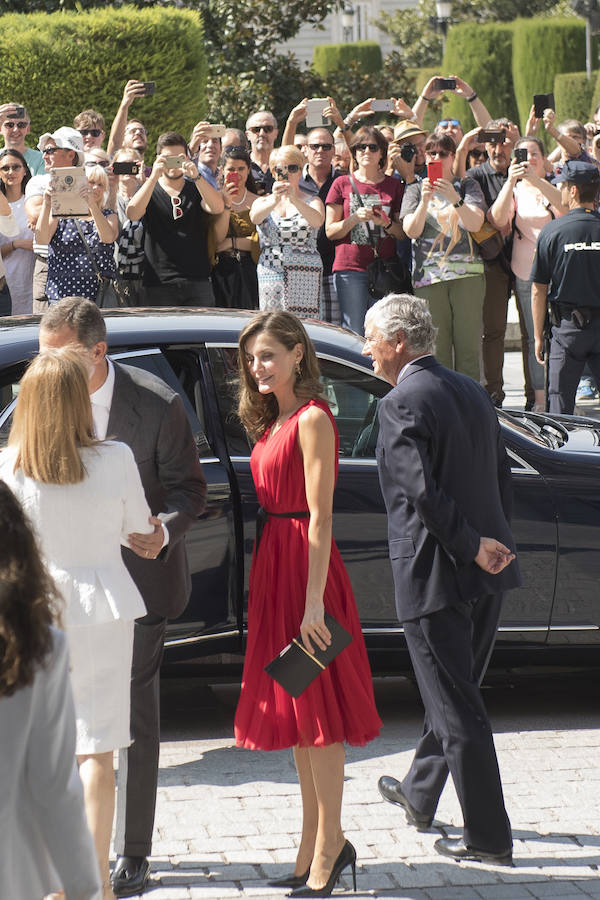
left=0, top=309, right=598, bottom=672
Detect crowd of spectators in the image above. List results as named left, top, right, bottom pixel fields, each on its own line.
left=2, top=72, right=600, bottom=406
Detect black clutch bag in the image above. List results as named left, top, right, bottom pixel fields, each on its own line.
left=264, top=612, right=353, bottom=698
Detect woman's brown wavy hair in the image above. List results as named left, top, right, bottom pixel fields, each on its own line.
left=0, top=481, right=61, bottom=697
left=237, top=311, right=325, bottom=441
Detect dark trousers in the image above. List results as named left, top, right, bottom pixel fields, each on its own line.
left=401, top=596, right=512, bottom=853
left=0, top=279, right=11, bottom=316
left=482, top=261, right=534, bottom=406
left=115, top=613, right=167, bottom=857
left=141, top=279, right=215, bottom=308
left=549, top=316, right=600, bottom=414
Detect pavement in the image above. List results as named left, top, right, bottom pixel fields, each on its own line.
left=125, top=334, right=600, bottom=900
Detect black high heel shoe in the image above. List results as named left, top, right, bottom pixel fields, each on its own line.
left=288, top=840, right=357, bottom=897
left=267, top=868, right=309, bottom=888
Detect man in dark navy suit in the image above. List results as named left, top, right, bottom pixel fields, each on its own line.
left=363, top=294, right=521, bottom=866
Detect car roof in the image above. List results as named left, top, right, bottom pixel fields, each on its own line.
left=0, top=309, right=371, bottom=370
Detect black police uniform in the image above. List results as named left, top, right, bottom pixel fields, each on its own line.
left=531, top=207, right=600, bottom=414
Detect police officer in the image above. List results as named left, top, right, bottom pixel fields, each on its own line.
left=531, top=160, right=600, bottom=414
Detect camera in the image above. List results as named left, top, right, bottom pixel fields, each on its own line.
left=400, top=142, right=417, bottom=162
left=514, top=148, right=528, bottom=164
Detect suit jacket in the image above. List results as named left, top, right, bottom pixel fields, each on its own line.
left=0, top=628, right=101, bottom=899
left=376, top=356, right=521, bottom=623
left=108, top=362, right=207, bottom=619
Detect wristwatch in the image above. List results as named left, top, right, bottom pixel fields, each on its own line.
left=453, top=198, right=464, bottom=208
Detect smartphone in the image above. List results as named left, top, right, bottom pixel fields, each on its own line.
left=371, top=99, right=394, bottom=112
left=50, top=167, right=89, bottom=218
left=400, top=142, right=417, bottom=162
left=514, top=148, right=528, bottom=163
left=533, top=92, right=554, bottom=118
left=207, top=124, right=226, bottom=139
left=7, top=105, right=25, bottom=119
left=427, top=160, right=443, bottom=186
left=372, top=204, right=382, bottom=216
left=140, top=81, right=156, bottom=96
left=306, top=98, right=331, bottom=129
left=477, top=129, right=506, bottom=144
left=112, top=161, right=140, bottom=176
left=225, top=171, right=240, bottom=186
left=434, top=77, right=456, bottom=91
left=165, top=154, right=185, bottom=168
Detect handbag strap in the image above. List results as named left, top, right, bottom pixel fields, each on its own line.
left=348, top=172, right=381, bottom=256
left=73, top=218, right=103, bottom=282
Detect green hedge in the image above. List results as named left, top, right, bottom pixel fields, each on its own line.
left=512, top=18, right=596, bottom=133
left=313, top=41, right=382, bottom=78
left=442, top=23, right=518, bottom=128
left=554, top=71, right=597, bottom=126
left=0, top=7, right=206, bottom=162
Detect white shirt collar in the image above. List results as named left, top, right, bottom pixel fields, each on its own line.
left=397, top=355, right=431, bottom=384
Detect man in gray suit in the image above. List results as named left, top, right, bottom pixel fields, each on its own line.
left=39, top=297, right=207, bottom=897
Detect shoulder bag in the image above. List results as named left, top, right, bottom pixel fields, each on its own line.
left=73, top=219, right=128, bottom=309
left=348, top=173, right=412, bottom=299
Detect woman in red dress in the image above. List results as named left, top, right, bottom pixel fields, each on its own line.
left=234, top=310, right=381, bottom=897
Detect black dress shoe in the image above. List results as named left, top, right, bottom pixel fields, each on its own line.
left=377, top=776, right=433, bottom=830
left=111, top=856, right=151, bottom=897
left=434, top=837, right=513, bottom=866
left=267, top=868, right=309, bottom=888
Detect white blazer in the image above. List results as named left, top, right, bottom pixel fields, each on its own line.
left=0, top=441, right=152, bottom=625
left=0, top=627, right=101, bottom=899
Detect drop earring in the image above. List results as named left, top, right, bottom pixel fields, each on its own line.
left=295, top=360, right=302, bottom=377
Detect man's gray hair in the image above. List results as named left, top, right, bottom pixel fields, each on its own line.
left=245, top=110, right=278, bottom=130
left=365, top=294, right=437, bottom=354
left=40, top=296, right=106, bottom=348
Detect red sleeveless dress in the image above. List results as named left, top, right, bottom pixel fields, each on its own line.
left=234, top=398, right=382, bottom=750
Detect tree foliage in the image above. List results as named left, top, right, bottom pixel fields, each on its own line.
left=375, top=0, right=572, bottom=69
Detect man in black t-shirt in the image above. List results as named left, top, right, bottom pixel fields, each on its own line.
left=531, top=160, right=600, bottom=413
left=125, top=131, right=224, bottom=306
left=467, top=118, right=534, bottom=409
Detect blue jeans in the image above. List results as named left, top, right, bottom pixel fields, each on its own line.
left=334, top=270, right=371, bottom=335
left=514, top=276, right=544, bottom=391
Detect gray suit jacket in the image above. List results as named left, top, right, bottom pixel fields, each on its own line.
left=0, top=628, right=101, bottom=899
left=377, top=356, right=521, bottom=623
left=108, top=361, right=207, bottom=619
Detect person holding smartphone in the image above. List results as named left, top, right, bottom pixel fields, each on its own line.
left=489, top=138, right=566, bottom=410
left=212, top=146, right=260, bottom=309
left=401, top=133, right=487, bottom=381
left=113, top=148, right=145, bottom=306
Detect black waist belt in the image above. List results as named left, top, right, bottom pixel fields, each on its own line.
left=556, top=302, right=600, bottom=320
left=255, top=506, right=309, bottom=553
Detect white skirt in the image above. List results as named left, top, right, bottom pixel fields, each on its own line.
left=66, top=618, right=134, bottom=755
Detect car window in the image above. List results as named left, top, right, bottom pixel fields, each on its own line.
left=207, top=347, right=389, bottom=459
left=0, top=361, right=31, bottom=448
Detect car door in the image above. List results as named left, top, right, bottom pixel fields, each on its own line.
left=0, top=346, right=243, bottom=664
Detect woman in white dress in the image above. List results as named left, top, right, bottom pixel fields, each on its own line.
left=0, top=348, right=153, bottom=900
left=0, top=147, right=34, bottom=314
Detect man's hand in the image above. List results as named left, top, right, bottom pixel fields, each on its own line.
left=128, top=516, right=164, bottom=560
left=474, top=537, right=515, bottom=574
left=287, top=98, right=308, bottom=125
left=391, top=97, right=415, bottom=120
left=189, top=120, right=213, bottom=155
left=323, top=97, right=344, bottom=130
left=0, top=103, right=18, bottom=128
left=453, top=75, right=474, bottom=98
left=388, top=144, right=415, bottom=182
left=121, top=80, right=146, bottom=109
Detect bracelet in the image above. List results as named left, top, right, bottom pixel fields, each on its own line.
left=383, top=221, right=394, bottom=232
left=467, top=93, right=478, bottom=103
left=189, top=174, right=202, bottom=182
left=11, top=241, right=14, bottom=251
left=453, top=198, right=464, bottom=208
left=420, top=94, right=433, bottom=103
left=343, top=118, right=353, bottom=129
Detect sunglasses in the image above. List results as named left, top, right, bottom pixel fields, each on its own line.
left=79, top=128, right=102, bottom=137
left=355, top=143, right=379, bottom=153
left=438, top=120, right=461, bottom=128
left=470, top=149, right=487, bottom=158
left=426, top=150, right=451, bottom=158
left=85, top=159, right=110, bottom=168
left=309, top=143, right=333, bottom=151
left=248, top=125, right=275, bottom=134
left=4, top=121, right=28, bottom=130
left=275, top=164, right=300, bottom=176
left=171, top=195, right=183, bottom=220
left=125, top=126, right=146, bottom=135
left=224, top=145, right=246, bottom=154
left=0, top=164, right=23, bottom=172
left=41, top=146, right=61, bottom=156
